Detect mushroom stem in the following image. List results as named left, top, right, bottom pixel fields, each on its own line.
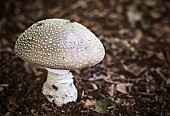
left=46, top=68, right=70, bottom=75
left=42, top=69, right=77, bottom=106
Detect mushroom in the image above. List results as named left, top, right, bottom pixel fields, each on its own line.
left=14, top=19, right=105, bottom=106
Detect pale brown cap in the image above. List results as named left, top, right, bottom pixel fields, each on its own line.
left=14, top=19, right=105, bottom=69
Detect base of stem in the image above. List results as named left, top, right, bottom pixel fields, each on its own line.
left=42, top=70, right=77, bottom=106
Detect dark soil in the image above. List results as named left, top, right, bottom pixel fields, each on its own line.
left=0, top=0, right=170, bottom=116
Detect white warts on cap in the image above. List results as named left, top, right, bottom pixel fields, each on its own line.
left=14, top=19, right=105, bottom=70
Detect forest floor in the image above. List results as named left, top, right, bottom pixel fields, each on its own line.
left=0, top=0, right=170, bottom=116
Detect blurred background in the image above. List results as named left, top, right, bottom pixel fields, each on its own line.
left=0, top=0, right=170, bottom=115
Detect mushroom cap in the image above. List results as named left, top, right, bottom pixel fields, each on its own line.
left=14, top=19, right=105, bottom=69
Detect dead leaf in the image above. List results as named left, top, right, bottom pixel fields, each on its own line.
left=166, top=78, right=170, bottom=85
left=130, top=30, right=143, bottom=44
left=115, top=83, right=133, bottom=94
left=127, top=5, right=142, bottom=27
left=32, top=66, right=44, bottom=76
left=48, top=7, right=61, bottom=15
left=156, top=52, right=165, bottom=61
left=108, top=84, right=115, bottom=96
left=94, top=99, right=109, bottom=114
left=71, top=0, right=89, bottom=9
left=81, top=99, right=96, bottom=108
left=113, top=38, right=135, bottom=52
left=91, top=83, right=98, bottom=90
left=123, top=64, right=147, bottom=76
left=88, top=74, right=103, bottom=81
left=155, top=67, right=166, bottom=80
left=0, top=84, right=9, bottom=91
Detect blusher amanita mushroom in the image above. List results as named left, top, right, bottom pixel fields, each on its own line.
left=14, top=19, right=105, bottom=106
